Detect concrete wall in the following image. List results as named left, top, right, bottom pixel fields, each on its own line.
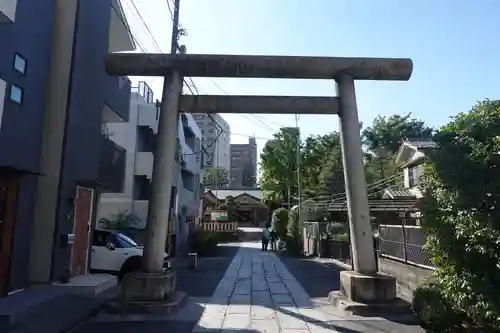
left=0, top=0, right=57, bottom=291
left=27, top=0, right=132, bottom=284
left=378, top=257, right=433, bottom=301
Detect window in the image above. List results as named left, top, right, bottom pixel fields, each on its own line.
left=9, top=85, right=23, bottom=104
left=13, top=53, right=27, bottom=75
left=408, top=166, right=419, bottom=187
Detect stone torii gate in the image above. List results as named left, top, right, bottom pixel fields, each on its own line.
left=105, top=52, right=413, bottom=307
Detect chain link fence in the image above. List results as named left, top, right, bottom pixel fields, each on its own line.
left=378, top=224, right=435, bottom=269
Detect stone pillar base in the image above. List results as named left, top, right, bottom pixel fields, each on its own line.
left=329, top=270, right=414, bottom=319
left=120, top=271, right=176, bottom=303
left=104, top=271, right=186, bottom=314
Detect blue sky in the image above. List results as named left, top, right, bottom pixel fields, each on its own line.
left=123, top=0, right=500, bottom=158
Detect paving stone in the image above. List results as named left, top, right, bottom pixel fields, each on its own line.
left=266, top=277, right=282, bottom=283
left=252, top=291, right=273, bottom=306
left=272, top=294, right=295, bottom=305
left=194, top=314, right=224, bottom=331
left=251, top=282, right=269, bottom=291
left=222, top=313, right=251, bottom=329
left=230, top=294, right=251, bottom=304
left=268, top=282, right=289, bottom=294
left=251, top=305, right=277, bottom=320
left=202, top=304, right=227, bottom=316
left=226, top=303, right=251, bottom=314
left=251, top=318, right=280, bottom=332
left=277, top=312, right=309, bottom=330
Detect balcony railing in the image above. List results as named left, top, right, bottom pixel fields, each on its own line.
left=99, top=135, right=126, bottom=192
left=104, top=75, right=131, bottom=122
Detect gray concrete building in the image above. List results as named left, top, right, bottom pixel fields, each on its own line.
left=230, top=137, right=258, bottom=188
left=192, top=113, right=231, bottom=174
left=99, top=81, right=204, bottom=255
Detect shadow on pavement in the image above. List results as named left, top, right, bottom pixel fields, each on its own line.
left=278, top=254, right=342, bottom=298
left=176, top=243, right=239, bottom=297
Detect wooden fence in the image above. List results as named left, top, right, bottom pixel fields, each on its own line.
left=202, top=222, right=238, bottom=232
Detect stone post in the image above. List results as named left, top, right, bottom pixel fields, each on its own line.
left=331, top=73, right=397, bottom=306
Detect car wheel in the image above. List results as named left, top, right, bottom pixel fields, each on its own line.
left=118, top=256, right=142, bottom=282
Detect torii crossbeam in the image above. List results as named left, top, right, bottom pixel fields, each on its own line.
left=105, top=51, right=413, bottom=306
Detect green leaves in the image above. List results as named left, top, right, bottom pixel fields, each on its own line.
left=362, top=113, right=434, bottom=154
left=203, top=167, right=229, bottom=187
left=420, top=99, right=500, bottom=329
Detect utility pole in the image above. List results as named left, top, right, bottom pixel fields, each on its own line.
left=295, top=115, right=301, bottom=223
left=142, top=0, right=183, bottom=273
left=170, top=0, right=180, bottom=54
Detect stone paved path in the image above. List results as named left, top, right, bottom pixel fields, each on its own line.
left=71, top=242, right=425, bottom=332
left=192, top=242, right=425, bottom=333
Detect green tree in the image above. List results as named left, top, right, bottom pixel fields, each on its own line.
left=301, top=133, right=342, bottom=196
left=99, top=211, right=140, bottom=230
left=241, top=162, right=257, bottom=187
left=420, top=99, right=500, bottom=330
left=218, top=195, right=239, bottom=221
left=203, top=167, right=229, bottom=187
left=271, top=208, right=289, bottom=240
left=362, top=113, right=434, bottom=154
left=260, top=127, right=301, bottom=202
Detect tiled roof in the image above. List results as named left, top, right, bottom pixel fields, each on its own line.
left=383, top=188, right=416, bottom=199
left=205, top=189, right=262, bottom=200
left=405, top=138, right=438, bottom=149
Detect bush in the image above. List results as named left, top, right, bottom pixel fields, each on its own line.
left=188, top=230, right=220, bottom=256
left=271, top=208, right=288, bottom=240
left=286, top=210, right=302, bottom=255
left=412, top=276, right=463, bottom=332
left=420, top=100, right=500, bottom=330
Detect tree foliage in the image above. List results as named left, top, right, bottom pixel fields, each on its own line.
left=217, top=195, right=239, bottom=221
left=203, top=167, right=229, bottom=188
left=271, top=208, right=289, bottom=240
left=362, top=113, right=434, bottom=154
left=260, top=128, right=300, bottom=202
left=99, top=211, right=140, bottom=230
left=259, top=115, right=432, bottom=206
left=241, top=162, right=257, bottom=187
left=420, top=99, right=500, bottom=330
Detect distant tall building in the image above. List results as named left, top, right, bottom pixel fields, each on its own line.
left=230, top=137, right=258, bottom=188
left=192, top=114, right=231, bottom=173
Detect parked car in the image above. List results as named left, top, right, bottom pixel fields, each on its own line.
left=90, top=229, right=170, bottom=279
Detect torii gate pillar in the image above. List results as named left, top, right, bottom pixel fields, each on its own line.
left=105, top=53, right=413, bottom=308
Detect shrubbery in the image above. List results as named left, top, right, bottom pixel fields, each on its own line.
left=286, top=209, right=302, bottom=255
left=188, top=230, right=220, bottom=256
left=271, top=208, right=289, bottom=240
left=419, top=100, right=500, bottom=331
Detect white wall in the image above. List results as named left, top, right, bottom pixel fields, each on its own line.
left=98, top=92, right=144, bottom=222
left=402, top=150, right=426, bottom=198
left=0, top=0, right=17, bottom=22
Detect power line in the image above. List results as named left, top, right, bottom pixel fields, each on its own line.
left=127, top=0, right=163, bottom=52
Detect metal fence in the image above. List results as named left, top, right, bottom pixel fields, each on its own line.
left=378, top=224, right=435, bottom=269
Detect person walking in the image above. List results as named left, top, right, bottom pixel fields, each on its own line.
left=261, top=223, right=271, bottom=251
left=269, top=226, right=277, bottom=251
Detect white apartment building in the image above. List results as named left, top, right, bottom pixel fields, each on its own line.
left=98, top=82, right=203, bottom=254
left=192, top=113, right=231, bottom=174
